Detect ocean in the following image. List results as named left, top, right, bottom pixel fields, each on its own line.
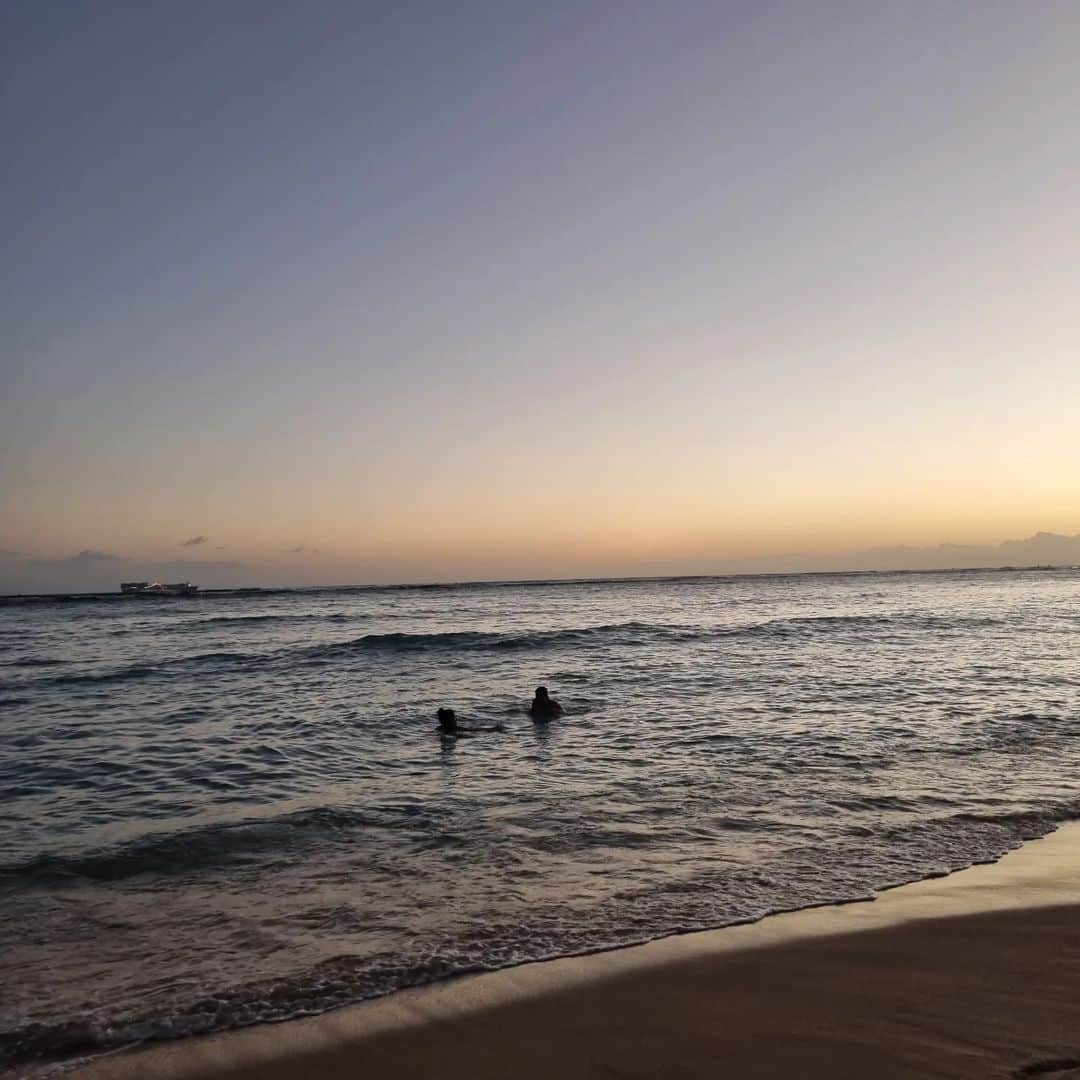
left=2, top=569, right=1079, bottom=1074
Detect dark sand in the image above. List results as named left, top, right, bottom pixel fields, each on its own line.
left=76, top=825, right=1080, bottom=1080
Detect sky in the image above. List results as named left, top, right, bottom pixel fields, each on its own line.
left=2, top=1, right=1079, bottom=590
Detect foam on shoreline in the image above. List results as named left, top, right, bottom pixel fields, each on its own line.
left=73, top=821, right=1080, bottom=1079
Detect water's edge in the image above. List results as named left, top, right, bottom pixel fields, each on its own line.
left=31, top=815, right=1071, bottom=1080
left=58, top=817, right=1080, bottom=1080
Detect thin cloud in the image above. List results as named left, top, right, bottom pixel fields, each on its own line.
left=181, top=536, right=209, bottom=547
left=288, top=546, right=305, bottom=554
left=70, top=549, right=122, bottom=563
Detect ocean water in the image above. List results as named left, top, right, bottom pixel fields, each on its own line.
left=2, top=569, right=1079, bottom=1074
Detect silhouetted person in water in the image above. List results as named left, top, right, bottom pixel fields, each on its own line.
left=437, top=707, right=503, bottom=737
left=529, top=686, right=562, bottom=720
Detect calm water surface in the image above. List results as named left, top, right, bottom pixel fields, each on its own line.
left=2, top=570, right=1079, bottom=1073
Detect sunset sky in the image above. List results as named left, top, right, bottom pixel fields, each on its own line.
left=3, top=2, right=1079, bottom=590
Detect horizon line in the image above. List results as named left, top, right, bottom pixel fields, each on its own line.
left=2, top=561, right=1077, bottom=602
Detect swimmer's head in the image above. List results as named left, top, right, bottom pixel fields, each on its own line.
left=437, top=707, right=457, bottom=733
left=534, top=686, right=549, bottom=700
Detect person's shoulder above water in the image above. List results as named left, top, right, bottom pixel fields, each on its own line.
left=529, top=686, right=562, bottom=720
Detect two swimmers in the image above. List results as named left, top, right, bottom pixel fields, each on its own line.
left=437, top=686, right=562, bottom=735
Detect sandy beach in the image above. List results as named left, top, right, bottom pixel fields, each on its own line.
left=74, top=822, right=1080, bottom=1080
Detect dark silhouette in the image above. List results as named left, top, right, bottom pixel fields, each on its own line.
left=529, top=686, right=562, bottom=720
left=437, top=707, right=504, bottom=737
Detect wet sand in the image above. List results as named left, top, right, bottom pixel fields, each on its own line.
left=76, top=823, right=1080, bottom=1080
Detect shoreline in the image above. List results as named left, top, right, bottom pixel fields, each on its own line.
left=74, top=822, right=1080, bottom=1079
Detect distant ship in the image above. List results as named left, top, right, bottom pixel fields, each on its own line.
left=120, top=582, right=199, bottom=596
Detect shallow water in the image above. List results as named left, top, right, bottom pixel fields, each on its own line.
left=2, top=569, right=1079, bottom=1072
